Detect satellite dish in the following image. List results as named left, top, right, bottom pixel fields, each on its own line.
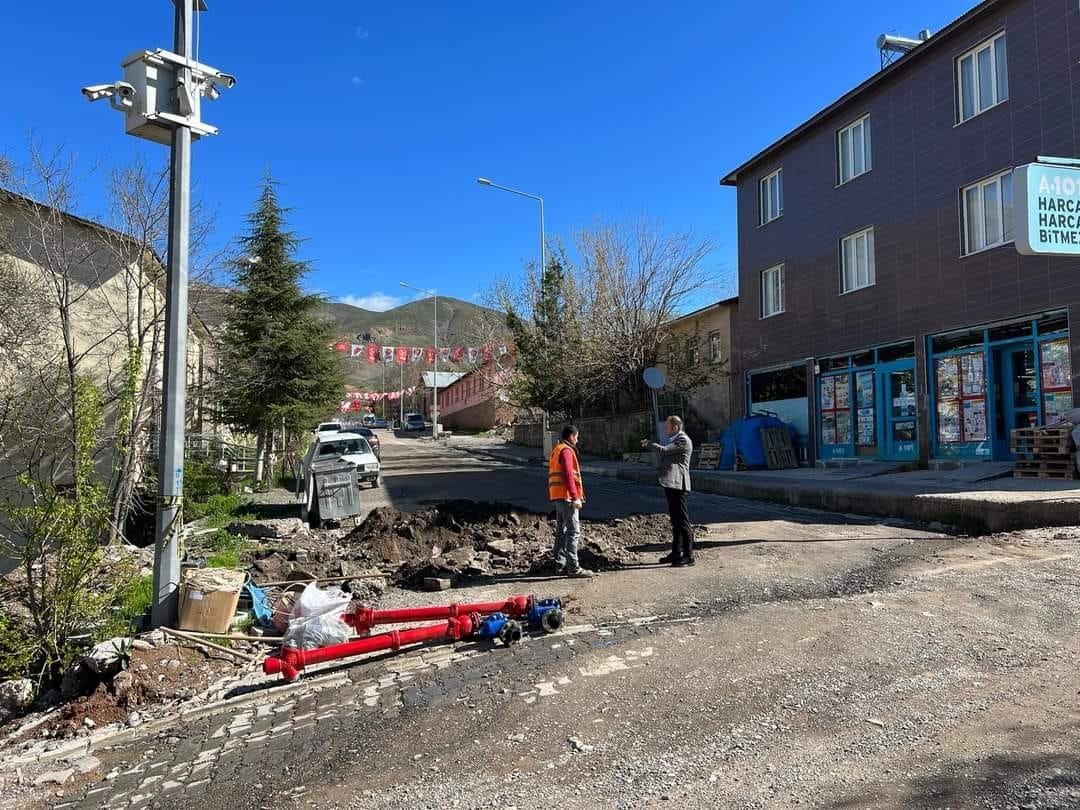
left=643, top=367, right=666, bottom=390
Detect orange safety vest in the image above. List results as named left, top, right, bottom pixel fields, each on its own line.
left=548, top=441, right=584, bottom=501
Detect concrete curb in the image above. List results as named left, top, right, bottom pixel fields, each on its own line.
left=616, top=468, right=1080, bottom=533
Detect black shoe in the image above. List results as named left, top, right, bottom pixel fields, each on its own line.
left=673, top=556, right=696, bottom=567
left=658, top=553, right=681, bottom=565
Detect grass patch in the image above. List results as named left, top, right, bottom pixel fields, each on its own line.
left=186, top=492, right=256, bottom=528
left=98, top=574, right=154, bottom=640
left=204, top=529, right=245, bottom=569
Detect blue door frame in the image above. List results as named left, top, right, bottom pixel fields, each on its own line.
left=878, top=360, right=918, bottom=460
left=991, top=342, right=1038, bottom=460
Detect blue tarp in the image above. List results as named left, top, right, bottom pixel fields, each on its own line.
left=718, top=415, right=799, bottom=470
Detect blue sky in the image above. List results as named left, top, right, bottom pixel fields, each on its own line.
left=5, top=1, right=975, bottom=312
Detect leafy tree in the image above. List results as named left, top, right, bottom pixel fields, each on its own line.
left=217, top=176, right=345, bottom=482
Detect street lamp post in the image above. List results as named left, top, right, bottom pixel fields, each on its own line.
left=476, top=177, right=550, bottom=454
left=399, top=282, right=439, bottom=435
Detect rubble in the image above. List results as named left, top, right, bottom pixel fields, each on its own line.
left=0, top=679, right=35, bottom=722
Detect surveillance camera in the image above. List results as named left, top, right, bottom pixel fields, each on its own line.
left=81, top=83, right=116, bottom=102
left=115, top=81, right=136, bottom=100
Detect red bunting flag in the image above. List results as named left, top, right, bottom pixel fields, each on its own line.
left=482, top=344, right=494, bottom=363
left=450, top=346, right=464, bottom=363
left=425, top=346, right=437, bottom=364
left=333, top=341, right=349, bottom=353
left=395, top=347, right=409, bottom=365
left=364, top=344, right=378, bottom=363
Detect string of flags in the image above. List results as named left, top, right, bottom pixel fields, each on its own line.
left=339, top=388, right=416, bottom=411
left=332, top=342, right=508, bottom=365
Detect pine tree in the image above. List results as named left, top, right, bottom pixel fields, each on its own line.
left=217, top=176, right=345, bottom=482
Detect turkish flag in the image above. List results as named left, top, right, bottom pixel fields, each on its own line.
left=482, top=344, right=494, bottom=362
left=365, top=344, right=378, bottom=363
left=425, top=346, right=437, bottom=364
left=450, top=346, right=464, bottom=363
left=395, top=347, right=408, bottom=365
left=333, top=341, right=349, bottom=353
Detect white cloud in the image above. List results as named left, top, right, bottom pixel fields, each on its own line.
left=338, top=292, right=404, bottom=311
left=355, top=26, right=369, bottom=39
left=351, top=76, right=364, bottom=87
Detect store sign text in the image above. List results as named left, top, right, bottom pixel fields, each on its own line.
left=1015, top=161, right=1080, bottom=255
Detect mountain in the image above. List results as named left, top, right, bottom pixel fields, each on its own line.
left=191, top=285, right=507, bottom=391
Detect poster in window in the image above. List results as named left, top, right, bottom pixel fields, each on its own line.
left=893, top=420, right=917, bottom=442
left=962, top=398, right=987, bottom=441
left=937, top=399, right=961, bottom=443
left=1041, top=340, right=1072, bottom=390
left=835, top=375, right=851, bottom=409
left=857, top=407, right=876, bottom=446
left=835, top=410, right=852, bottom=444
left=820, top=377, right=835, bottom=410
left=936, top=357, right=959, bottom=400
left=1044, top=390, right=1073, bottom=424
left=821, top=413, right=836, bottom=445
left=856, top=371, right=874, bottom=408
left=961, top=353, right=985, bottom=396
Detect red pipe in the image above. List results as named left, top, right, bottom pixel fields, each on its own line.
left=264, top=614, right=479, bottom=682
left=344, top=595, right=529, bottom=633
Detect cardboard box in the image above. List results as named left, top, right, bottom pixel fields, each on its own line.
left=178, top=568, right=245, bottom=634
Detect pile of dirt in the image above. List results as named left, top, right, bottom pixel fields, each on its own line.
left=339, top=501, right=654, bottom=586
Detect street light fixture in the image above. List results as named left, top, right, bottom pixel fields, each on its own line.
left=399, top=282, right=439, bottom=435
left=476, top=176, right=550, bottom=453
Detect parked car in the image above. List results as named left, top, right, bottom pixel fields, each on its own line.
left=354, top=427, right=381, bottom=457
left=315, top=421, right=342, bottom=434
left=361, top=413, right=376, bottom=427
left=300, top=431, right=380, bottom=488
left=372, top=417, right=389, bottom=429
left=404, top=413, right=426, bottom=432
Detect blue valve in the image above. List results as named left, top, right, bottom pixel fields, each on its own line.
left=525, top=597, right=564, bottom=633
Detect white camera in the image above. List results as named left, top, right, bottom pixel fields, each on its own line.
left=81, top=83, right=117, bottom=102
left=115, top=81, right=136, bottom=101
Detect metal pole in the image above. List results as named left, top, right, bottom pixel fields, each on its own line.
left=399, top=363, right=404, bottom=426
left=537, top=195, right=549, bottom=457
left=151, top=0, right=194, bottom=628
left=432, top=294, right=439, bottom=435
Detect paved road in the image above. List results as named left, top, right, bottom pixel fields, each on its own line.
left=34, top=434, right=1080, bottom=810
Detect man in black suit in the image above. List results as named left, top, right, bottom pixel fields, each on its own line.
left=641, top=415, right=694, bottom=567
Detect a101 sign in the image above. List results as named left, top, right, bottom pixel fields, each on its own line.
left=1014, top=161, right=1080, bottom=255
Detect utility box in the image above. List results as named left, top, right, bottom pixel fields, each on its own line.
left=120, top=49, right=223, bottom=144
left=307, top=460, right=361, bottom=527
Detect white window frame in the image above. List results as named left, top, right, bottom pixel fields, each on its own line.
left=960, top=169, right=1014, bottom=255
left=760, top=263, right=785, bottom=318
left=708, top=330, right=722, bottom=363
left=837, top=114, right=871, bottom=185
left=840, top=227, right=875, bottom=294
left=956, top=31, right=1008, bottom=124
left=759, top=168, right=783, bottom=226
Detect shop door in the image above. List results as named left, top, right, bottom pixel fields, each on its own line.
left=880, top=361, right=918, bottom=460
left=992, top=343, right=1038, bottom=459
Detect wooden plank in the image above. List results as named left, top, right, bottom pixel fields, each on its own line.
left=696, top=443, right=721, bottom=470
left=760, top=427, right=798, bottom=470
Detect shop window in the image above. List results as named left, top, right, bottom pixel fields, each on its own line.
left=935, top=353, right=987, bottom=444
left=854, top=370, right=877, bottom=447
left=961, top=170, right=1014, bottom=254
left=956, top=31, right=1008, bottom=124
left=821, top=356, right=850, bottom=372
left=1036, top=311, right=1068, bottom=337
left=760, top=168, right=783, bottom=225
left=932, top=330, right=983, bottom=354
left=760, top=264, right=785, bottom=318
left=837, top=114, right=871, bottom=185
left=988, top=319, right=1032, bottom=343
left=852, top=351, right=874, bottom=368
left=750, top=365, right=806, bottom=403
left=820, top=374, right=852, bottom=445
left=877, top=341, right=915, bottom=363
left=1040, top=339, right=1073, bottom=423
left=840, top=227, right=875, bottom=293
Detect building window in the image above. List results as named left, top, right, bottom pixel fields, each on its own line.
left=686, top=343, right=699, bottom=367
left=708, top=331, right=722, bottom=363
left=961, top=170, right=1014, bottom=254
left=760, top=264, right=785, bottom=318
left=840, top=227, right=875, bottom=293
left=956, top=32, right=1008, bottom=123
left=837, top=115, right=871, bottom=184
left=759, top=168, right=783, bottom=225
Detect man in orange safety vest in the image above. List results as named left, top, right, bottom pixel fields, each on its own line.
left=547, top=425, right=594, bottom=578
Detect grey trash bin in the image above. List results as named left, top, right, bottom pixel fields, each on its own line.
left=308, top=460, right=360, bottom=527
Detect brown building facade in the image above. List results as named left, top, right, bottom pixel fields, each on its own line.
left=723, top=0, right=1080, bottom=466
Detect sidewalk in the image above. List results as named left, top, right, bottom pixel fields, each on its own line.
left=446, top=436, right=1080, bottom=532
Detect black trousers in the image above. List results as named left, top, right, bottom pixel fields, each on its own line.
left=663, top=487, right=694, bottom=558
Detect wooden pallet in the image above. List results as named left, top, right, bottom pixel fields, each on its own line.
left=696, top=443, right=721, bottom=470
left=1013, top=458, right=1077, bottom=479
left=1010, top=426, right=1074, bottom=455
left=760, top=427, right=798, bottom=470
